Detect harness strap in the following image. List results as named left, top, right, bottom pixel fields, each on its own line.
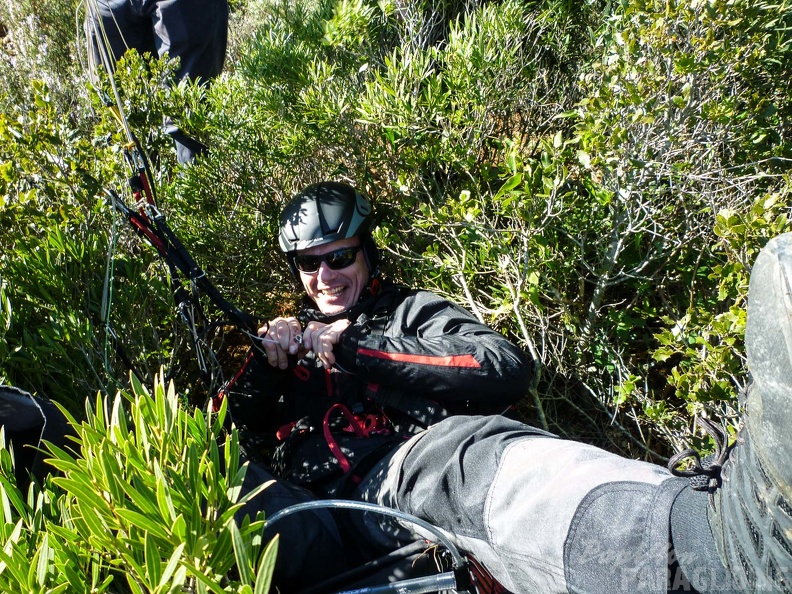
left=322, top=403, right=372, bottom=482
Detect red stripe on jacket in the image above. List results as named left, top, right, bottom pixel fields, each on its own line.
left=357, top=348, right=481, bottom=368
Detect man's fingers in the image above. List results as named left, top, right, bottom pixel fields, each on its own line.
left=288, top=322, right=302, bottom=354
left=313, top=326, right=339, bottom=368
left=301, top=324, right=316, bottom=352
left=320, top=329, right=337, bottom=365
left=260, top=317, right=302, bottom=368
left=302, top=320, right=351, bottom=368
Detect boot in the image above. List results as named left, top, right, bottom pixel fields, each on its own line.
left=710, top=233, right=792, bottom=592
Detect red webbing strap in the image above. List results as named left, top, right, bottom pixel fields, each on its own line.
left=467, top=555, right=513, bottom=594
left=322, top=403, right=366, bottom=478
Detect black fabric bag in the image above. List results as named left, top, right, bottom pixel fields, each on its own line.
left=0, top=385, right=70, bottom=490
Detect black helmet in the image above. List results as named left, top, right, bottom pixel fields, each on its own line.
left=279, top=181, right=380, bottom=277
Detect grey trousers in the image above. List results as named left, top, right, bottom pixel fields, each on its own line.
left=355, top=415, right=689, bottom=594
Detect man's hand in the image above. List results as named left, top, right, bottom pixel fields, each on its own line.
left=302, top=319, right=352, bottom=369
left=259, top=317, right=351, bottom=369
left=260, top=316, right=303, bottom=369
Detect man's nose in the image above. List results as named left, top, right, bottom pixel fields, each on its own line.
left=316, top=261, right=337, bottom=280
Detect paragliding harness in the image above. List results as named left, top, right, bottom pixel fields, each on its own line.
left=223, top=282, right=414, bottom=496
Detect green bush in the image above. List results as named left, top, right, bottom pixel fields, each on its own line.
left=0, top=66, right=186, bottom=412
left=0, top=373, right=276, bottom=593
left=565, top=0, right=792, bottom=450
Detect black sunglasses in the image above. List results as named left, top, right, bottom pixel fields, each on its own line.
left=294, top=246, right=363, bottom=273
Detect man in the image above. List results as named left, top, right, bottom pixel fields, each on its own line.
left=234, top=181, right=790, bottom=593
left=233, top=181, right=530, bottom=489
left=85, top=0, right=229, bottom=164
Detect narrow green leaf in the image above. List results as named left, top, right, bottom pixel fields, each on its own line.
left=44, top=524, right=81, bottom=545
left=115, top=509, right=170, bottom=541
left=35, top=531, right=50, bottom=587
left=119, top=550, right=149, bottom=587
left=0, top=476, right=22, bottom=521
left=79, top=501, right=115, bottom=546
left=211, top=527, right=234, bottom=570
left=253, top=535, right=279, bottom=594
left=237, top=475, right=274, bottom=507
left=41, top=442, right=83, bottom=475
left=129, top=372, right=147, bottom=400
left=216, top=501, right=245, bottom=528
left=51, top=478, right=112, bottom=517
left=229, top=462, right=248, bottom=490
left=211, top=394, right=228, bottom=437
left=93, top=571, right=116, bottom=593
left=170, top=514, right=187, bottom=543
left=98, top=449, right=124, bottom=503
left=182, top=563, right=226, bottom=594
left=110, top=388, right=127, bottom=444
left=229, top=520, right=253, bottom=585
left=157, top=542, right=185, bottom=590
left=57, top=556, right=85, bottom=591
left=145, top=531, right=161, bottom=589
left=0, top=526, right=28, bottom=585
left=122, top=442, right=152, bottom=478
left=154, top=461, right=176, bottom=524
left=165, top=379, right=179, bottom=433
left=124, top=573, right=146, bottom=594
left=117, top=478, right=160, bottom=518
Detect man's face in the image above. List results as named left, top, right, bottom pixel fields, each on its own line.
left=296, top=237, right=370, bottom=315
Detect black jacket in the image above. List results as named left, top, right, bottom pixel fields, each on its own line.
left=229, top=279, right=532, bottom=493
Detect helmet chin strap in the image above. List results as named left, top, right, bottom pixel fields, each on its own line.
left=363, top=269, right=382, bottom=298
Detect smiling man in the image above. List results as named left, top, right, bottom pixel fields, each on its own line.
left=294, top=237, right=367, bottom=314
left=256, top=180, right=530, bottom=434
left=231, top=181, right=531, bottom=590
left=266, top=235, right=367, bottom=369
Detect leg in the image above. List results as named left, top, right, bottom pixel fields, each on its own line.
left=85, top=0, right=157, bottom=70
left=356, top=415, right=687, bottom=594
left=238, top=460, right=348, bottom=590
left=150, top=0, right=228, bottom=82
left=150, top=0, right=229, bottom=163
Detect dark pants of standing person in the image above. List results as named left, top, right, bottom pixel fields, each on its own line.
left=86, top=0, right=229, bottom=164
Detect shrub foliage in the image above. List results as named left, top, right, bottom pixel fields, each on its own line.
left=0, top=373, right=276, bottom=592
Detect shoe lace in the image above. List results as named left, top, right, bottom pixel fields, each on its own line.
left=668, top=417, right=735, bottom=506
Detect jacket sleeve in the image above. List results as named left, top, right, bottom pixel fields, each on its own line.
left=333, top=290, right=532, bottom=406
